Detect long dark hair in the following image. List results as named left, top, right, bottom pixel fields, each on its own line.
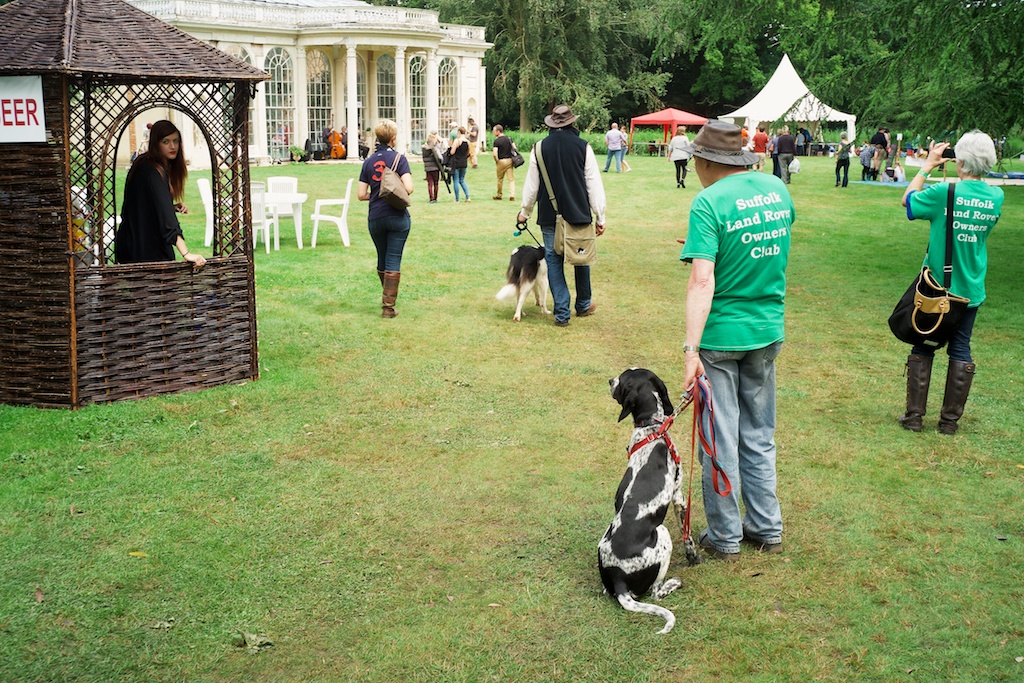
left=131, top=119, right=188, bottom=202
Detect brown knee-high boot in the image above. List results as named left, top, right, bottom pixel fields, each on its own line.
left=382, top=270, right=401, bottom=318
left=377, top=269, right=385, bottom=286
left=938, top=360, right=976, bottom=434
left=898, top=354, right=933, bottom=432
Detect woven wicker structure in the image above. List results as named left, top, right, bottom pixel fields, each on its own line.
left=0, top=0, right=268, bottom=407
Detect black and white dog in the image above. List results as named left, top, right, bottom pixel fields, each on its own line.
left=599, top=368, right=690, bottom=634
left=495, top=245, right=549, bottom=322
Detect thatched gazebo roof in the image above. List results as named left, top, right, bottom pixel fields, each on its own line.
left=0, top=0, right=267, bottom=82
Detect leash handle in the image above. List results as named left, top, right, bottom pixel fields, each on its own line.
left=692, top=375, right=732, bottom=497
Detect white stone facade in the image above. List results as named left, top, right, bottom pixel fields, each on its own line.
left=127, top=0, right=491, bottom=165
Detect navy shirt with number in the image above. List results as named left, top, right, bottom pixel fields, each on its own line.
left=359, top=144, right=411, bottom=220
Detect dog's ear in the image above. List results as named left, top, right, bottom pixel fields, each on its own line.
left=652, top=375, right=673, bottom=417
left=616, top=387, right=636, bottom=422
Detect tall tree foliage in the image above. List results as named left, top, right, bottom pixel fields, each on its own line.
left=654, top=0, right=1024, bottom=136
left=428, top=0, right=669, bottom=130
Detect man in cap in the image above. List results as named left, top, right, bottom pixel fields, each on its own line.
left=679, top=119, right=795, bottom=561
left=517, top=104, right=607, bottom=327
left=448, top=121, right=459, bottom=142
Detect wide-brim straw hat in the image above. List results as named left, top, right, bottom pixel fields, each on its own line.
left=682, top=119, right=759, bottom=166
left=544, top=104, right=579, bottom=129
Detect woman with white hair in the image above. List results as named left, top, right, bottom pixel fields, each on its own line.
left=897, top=130, right=1004, bottom=434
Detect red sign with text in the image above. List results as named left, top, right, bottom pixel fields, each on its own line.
left=0, top=76, right=46, bottom=143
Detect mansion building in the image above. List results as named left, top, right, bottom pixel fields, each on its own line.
left=127, top=0, right=492, bottom=164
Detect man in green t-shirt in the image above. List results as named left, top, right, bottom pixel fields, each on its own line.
left=679, top=119, right=795, bottom=561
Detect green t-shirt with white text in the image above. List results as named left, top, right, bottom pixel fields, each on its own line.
left=907, top=179, right=1002, bottom=306
left=680, top=172, right=794, bottom=351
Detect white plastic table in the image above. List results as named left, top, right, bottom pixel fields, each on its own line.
left=264, top=191, right=308, bottom=249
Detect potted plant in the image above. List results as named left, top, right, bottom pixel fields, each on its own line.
left=289, top=145, right=308, bottom=162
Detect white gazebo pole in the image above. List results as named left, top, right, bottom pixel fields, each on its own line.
left=426, top=49, right=439, bottom=138
left=294, top=48, right=309, bottom=151
left=395, top=46, right=408, bottom=153
left=346, top=43, right=359, bottom=155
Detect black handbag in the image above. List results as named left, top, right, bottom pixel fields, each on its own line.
left=510, top=142, right=525, bottom=168
left=888, top=184, right=969, bottom=348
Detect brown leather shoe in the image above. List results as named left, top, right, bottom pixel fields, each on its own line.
left=698, top=529, right=739, bottom=562
left=576, top=303, right=597, bottom=317
left=742, top=530, right=783, bottom=554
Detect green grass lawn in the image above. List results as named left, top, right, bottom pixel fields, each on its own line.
left=2, top=151, right=1023, bottom=682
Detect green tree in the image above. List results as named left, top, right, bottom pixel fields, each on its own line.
left=654, top=0, right=1024, bottom=136
left=430, top=0, right=669, bottom=131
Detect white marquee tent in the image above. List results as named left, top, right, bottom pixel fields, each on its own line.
left=720, top=54, right=856, bottom=142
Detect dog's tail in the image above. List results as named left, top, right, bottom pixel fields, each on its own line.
left=616, top=593, right=675, bottom=634
left=495, top=283, right=517, bottom=302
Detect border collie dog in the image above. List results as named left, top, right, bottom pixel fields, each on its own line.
left=599, top=368, right=686, bottom=634
left=495, top=245, right=549, bottom=322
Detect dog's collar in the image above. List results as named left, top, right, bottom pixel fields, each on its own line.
left=627, top=416, right=679, bottom=465
left=633, top=417, right=665, bottom=429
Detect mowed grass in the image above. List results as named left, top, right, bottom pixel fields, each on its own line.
left=1, top=150, right=1023, bottom=682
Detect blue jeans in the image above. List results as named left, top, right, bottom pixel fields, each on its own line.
left=542, top=226, right=592, bottom=324
left=912, top=304, right=979, bottom=362
left=604, top=148, right=624, bottom=172
left=452, top=167, right=469, bottom=201
left=699, top=341, right=784, bottom=553
left=368, top=214, right=410, bottom=272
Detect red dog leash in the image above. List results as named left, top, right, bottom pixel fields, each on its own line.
left=681, top=374, right=731, bottom=559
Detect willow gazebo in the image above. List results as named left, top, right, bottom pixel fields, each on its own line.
left=0, top=0, right=268, bottom=407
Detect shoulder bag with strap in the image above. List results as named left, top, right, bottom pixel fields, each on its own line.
left=887, top=183, right=970, bottom=347
left=510, top=141, right=525, bottom=168
left=379, top=153, right=411, bottom=209
left=534, top=141, right=597, bottom=266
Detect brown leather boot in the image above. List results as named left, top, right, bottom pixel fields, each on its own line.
left=377, top=269, right=385, bottom=286
left=938, top=360, right=976, bottom=434
left=382, top=270, right=400, bottom=318
left=898, top=354, right=933, bottom=432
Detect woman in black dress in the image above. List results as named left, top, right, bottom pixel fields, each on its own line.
left=115, top=119, right=206, bottom=268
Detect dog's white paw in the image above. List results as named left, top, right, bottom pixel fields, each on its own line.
left=654, top=577, right=681, bottom=599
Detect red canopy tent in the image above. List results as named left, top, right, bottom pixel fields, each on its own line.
left=628, top=108, right=708, bottom=149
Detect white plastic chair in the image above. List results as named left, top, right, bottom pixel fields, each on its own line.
left=310, top=178, right=353, bottom=248
left=99, top=216, right=120, bottom=263
left=266, top=175, right=298, bottom=214
left=197, top=177, right=215, bottom=247
left=250, top=182, right=278, bottom=254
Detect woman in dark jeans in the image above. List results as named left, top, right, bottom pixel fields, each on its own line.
left=358, top=119, right=414, bottom=318
left=448, top=127, right=471, bottom=203
left=897, top=131, right=1003, bottom=434
left=834, top=132, right=853, bottom=188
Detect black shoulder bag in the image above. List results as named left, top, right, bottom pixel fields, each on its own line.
left=888, top=183, right=970, bottom=348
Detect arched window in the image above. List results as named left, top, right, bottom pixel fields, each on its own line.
left=264, top=48, right=294, bottom=161
left=223, top=44, right=256, bottom=145
left=408, top=55, right=426, bottom=150
left=376, top=54, right=396, bottom=123
left=307, top=49, right=333, bottom=143
left=438, top=57, right=459, bottom=131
